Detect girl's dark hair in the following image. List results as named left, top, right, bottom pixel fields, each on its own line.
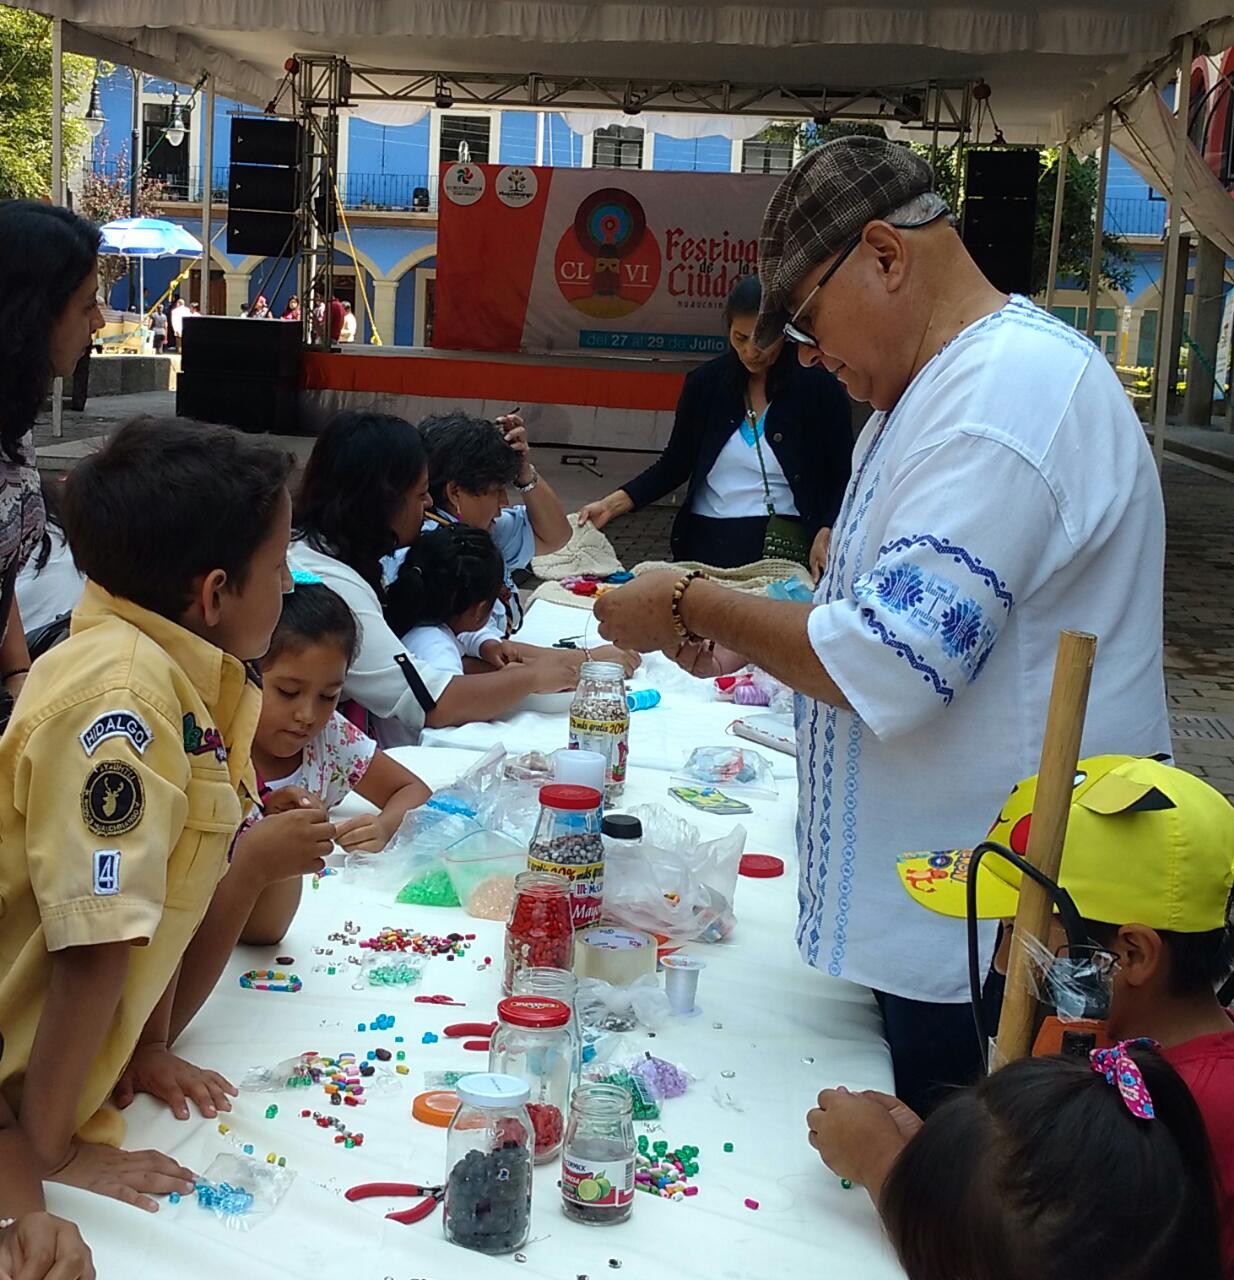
left=0, top=202, right=100, bottom=460
left=723, top=273, right=761, bottom=327
left=384, top=524, right=503, bottom=637
left=419, top=412, right=520, bottom=511
left=881, top=1046, right=1222, bottom=1280
left=263, top=581, right=359, bottom=668
left=294, top=410, right=428, bottom=593
left=33, top=475, right=68, bottom=576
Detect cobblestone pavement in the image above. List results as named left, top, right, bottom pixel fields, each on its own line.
left=606, top=459, right=1234, bottom=800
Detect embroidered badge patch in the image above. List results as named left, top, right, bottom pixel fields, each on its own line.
left=82, top=761, right=144, bottom=837
left=183, top=713, right=227, bottom=763
left=79, top=710, right=153, bottom=757
left=92, top=849, right=121, bottom=895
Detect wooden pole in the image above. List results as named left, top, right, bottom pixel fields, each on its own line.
left=1086, top=109, right=1113, bottom=341
left=993, top=629, right=1097, bottom=1068
left=1044, top=140, right=1068, bottom=313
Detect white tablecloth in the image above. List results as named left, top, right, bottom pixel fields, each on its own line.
left=50, top=604, right=901, bottom=1280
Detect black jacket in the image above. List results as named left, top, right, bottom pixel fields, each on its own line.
left=620, top=347, right=853, bottom=557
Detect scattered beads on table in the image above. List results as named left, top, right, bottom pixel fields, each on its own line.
left=723, top=1142, right=734, bottom=1153
left=265, top=1105, right=278, bottom=1119
left=360, top=926, right=473, bottom=959
left=744, top=1198, right=759, bottom=1211
left=275, top=955, right=295, bottom=966
left=196, top=1180, right=254, bottom=1215
left=634, top=1138, right=700, bottom=1200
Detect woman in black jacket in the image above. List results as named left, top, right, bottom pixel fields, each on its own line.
left=577, top=276, right=852, bottom=576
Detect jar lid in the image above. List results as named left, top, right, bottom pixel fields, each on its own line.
left=740, top=853, right=785, bottom=878
left=539, top=783, right=602, bottom=811
left=602, top=814, right=642, bottom=840
left=411, top=1089, right=460, bottom=1127
left=497, top=995, right=572, bottom=1029
left=455, top=1073, right=531, bottom=1109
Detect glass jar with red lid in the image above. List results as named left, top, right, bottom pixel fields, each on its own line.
left=488, top=995, right=573, bottom=1163
left=503, top=870, right=574, bottom=996
left=527, top=784, right=605, bottom=930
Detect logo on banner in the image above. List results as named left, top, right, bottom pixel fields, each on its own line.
left=496, top=166, right=538, bottom=208
left=555, top=188, right=661, bottom=319
left=443, top=163, right=486, bottom=206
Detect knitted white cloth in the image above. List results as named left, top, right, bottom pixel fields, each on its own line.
left=530, top=517, right=624, bottom=581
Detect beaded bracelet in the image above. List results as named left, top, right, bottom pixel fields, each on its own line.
left=671, top=571, right=705, bottom=644
left=239, top=968, right=302, bottom=993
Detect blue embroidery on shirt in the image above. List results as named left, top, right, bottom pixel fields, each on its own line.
left=861, top=608, right=956, bottom=704
left=874, top=564, right=925, bottom=613
left=878, top=535, right=1014, bottom=610
left=940, top=597, right=986, bottom=658
left=828, top=714, right=863, bottom=976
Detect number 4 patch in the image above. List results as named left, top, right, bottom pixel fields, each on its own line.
left=93, top=849, right=121, bottom=895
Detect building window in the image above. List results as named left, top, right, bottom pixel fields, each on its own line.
left=415, top=269, right=436, bottom=347
left=593, top=126, right=644, bottom=170
left=440, top=115, right=491, bottom=164
left=143, top=101, right=191, bottom=199
left=741, top=140, right=794, bottom=174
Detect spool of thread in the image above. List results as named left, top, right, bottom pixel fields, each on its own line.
left=574, top=926, right=658, bottom=986
left=626, top=689, right=661, bottom=712
left=553, top=748, right=607, bottom=795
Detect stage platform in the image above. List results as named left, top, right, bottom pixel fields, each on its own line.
left=303, top=344, right=698, bottom=450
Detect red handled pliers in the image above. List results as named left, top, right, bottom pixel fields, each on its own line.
left=345, top=1181, right=445, bottom=1225
left=444, top=1020, right=498, bottom=1051
left=414, top=994, right=466, bottom=1006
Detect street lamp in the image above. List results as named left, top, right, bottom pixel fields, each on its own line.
left=84, top=76, right=106, bottom=138
left=165, top=89, right=186, bottom=147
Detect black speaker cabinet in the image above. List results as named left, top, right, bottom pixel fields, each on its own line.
left=180, top=315, right=303, bottom=377
left=177, top=370, right=300, bottom=435
left=226, top=209, right=298, bottom=258
left=230, top=116, right=303, bottom=168
left=229, top=163, right=300, bottom=213
left=962, top=149, right=1041, bottom=295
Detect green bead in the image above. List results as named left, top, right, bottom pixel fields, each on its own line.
left=840, top=1178, right=853, bottom=1190
left=277, top=1156, right=286, bottom=1168
left=265, top=1105, right=278, bottom=1119
left=396, top=1050, right=405, bottom=1061
left=327, top=966, right=336, bottom=975
left=723, top=1142, right=733, bottom=1153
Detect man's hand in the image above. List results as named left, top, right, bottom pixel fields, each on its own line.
left=809, top=526, right=832, bottom=584
left=497, top=413, right=533, bottom=485
left=593, top=570, right=682, bottom=654
left=805, top=1087, right=920, bottom=1195
left=112, top=1044, right=236, bottom=1121
left=48, top=1141, right=195, bottom=1214
left=479, top=638, right=524, bottom=668
left=0, top=1212, right=95, bottom=1280
left=333, top=814, right=392, bottom=854
left=235, top=807, right=336, bottom=883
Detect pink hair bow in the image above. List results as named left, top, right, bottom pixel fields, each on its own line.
left=1089, top=1037, right=1159, bottom=1120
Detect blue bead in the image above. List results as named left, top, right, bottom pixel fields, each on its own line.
left=243, top=1144, right=253, bottom=1155
left=395, top=1035, right=404, bottom=1043
left=169, top=1192, right=181, bottom=1205
left=357, top=1022, right=366, bottom=1032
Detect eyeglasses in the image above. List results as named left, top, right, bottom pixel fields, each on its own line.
left=782, top=232, right=863, bottom=351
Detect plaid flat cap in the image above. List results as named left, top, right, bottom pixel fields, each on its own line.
left=755, top=136, right=937, bottom=347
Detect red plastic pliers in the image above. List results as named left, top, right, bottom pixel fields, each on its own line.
left=414, top=994, right=466, bottom=1006
left=444, top=1020, right=498, bottom=1051
left=345, top=1181, right=445, bottom=1224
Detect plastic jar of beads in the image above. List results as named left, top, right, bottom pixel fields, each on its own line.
left=443, top=1073, right=534, bottom=1254
left=568, top=661, right=629, bottom=802
left=527, top=785, right=604, bottom=930
left=561, top=1082, right=635, bottom=1224
left=512, top=966, right=581, bottom=1083
left=503, top=870, right=574, bottom=996
left=488, top=996, right=573, bottom=1163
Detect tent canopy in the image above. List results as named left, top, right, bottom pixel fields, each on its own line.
left=17, top=1, right=1234, bottom=143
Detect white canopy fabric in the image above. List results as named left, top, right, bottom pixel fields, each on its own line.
left=15, top=1, right=1233, bottom=144
left=1111, top=84, right=1234, bottom=261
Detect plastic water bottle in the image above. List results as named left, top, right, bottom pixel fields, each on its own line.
left=626, top=689, right=661, bottom=712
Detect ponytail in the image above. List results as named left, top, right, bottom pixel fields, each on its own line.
left=384, top=524, right=504, bottom=636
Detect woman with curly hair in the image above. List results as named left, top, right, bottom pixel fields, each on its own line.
left=0, top=201, right=101, bottom=707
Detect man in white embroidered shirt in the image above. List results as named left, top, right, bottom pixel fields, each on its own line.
left=594, top=137, right=1170, bottom=1115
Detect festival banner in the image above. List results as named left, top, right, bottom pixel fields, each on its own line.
left=433, top=162, right=781, bottom=355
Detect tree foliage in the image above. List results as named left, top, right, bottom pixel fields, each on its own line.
left=759, top=121, right=1134, bottom=296
left=0, top=8, right=95, bottom=199
left=76, top=153, right=167, bottom=298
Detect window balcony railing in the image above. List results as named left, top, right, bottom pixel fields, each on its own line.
left=1104, top=196, right=1168, bottom=238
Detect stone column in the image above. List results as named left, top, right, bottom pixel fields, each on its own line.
left=1182, top=234, right=1225, bottom=425
left=371, top=279, right=399, bottom=346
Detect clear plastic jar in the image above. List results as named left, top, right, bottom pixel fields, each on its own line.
left=561, top=1082, right=636, bottom=1224
left=568, top=661, right=629, bottom=801
left=527, top=784, right=604, bottom=929
left=503, top=870, right=574, bottom=996
left=512, top=966, right=581, bottom=1084
left=444, top=1073, right=534, bottom=1254
left=488, top=996, right=573, bottom=1163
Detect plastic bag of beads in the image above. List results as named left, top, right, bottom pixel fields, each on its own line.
left=194, top=1153, right=294, bottom=1230
left=576, top=975, right=671, bottom=1034
left=629, top=1052, right=694, bottom=1101
left=672, top=745, right=779, bottom=799
left=239, top=1053, right=316, bottom=1093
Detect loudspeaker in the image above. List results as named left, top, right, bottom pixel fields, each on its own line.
left=177, top=370, right=300, bottom=434
left=962, top=149, right=1040, bottom=295
left=229, top=163, right=299, bottom=212
left=178, top=317, right=305, bottom=434
left=230, top=117, right=302, bottom=168
left=226, top=209, right=298, bottom=258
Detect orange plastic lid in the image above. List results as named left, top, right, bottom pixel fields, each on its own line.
left=412, top=1089, right=460, bottom=1128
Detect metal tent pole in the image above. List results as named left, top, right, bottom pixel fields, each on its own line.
left=200, top=74, right=214, bottom=312
left=1085, top=109, right=1113, bottom=341
left=51, top=17, right=64, bottom=438
left=1044, top=141, right=1068, bottom=313
left=1153, top=31, right=1196, bottom=475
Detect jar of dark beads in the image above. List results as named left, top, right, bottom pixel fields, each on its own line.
left=502, top=870, right=574, bottom=996
left=444, top=1073, right=534, bottom=1254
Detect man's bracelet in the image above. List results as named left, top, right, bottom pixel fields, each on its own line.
left=671, top=571, right=706, bottom=643
left=515, top=466, right=539, bottom=494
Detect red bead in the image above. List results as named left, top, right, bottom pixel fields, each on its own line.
left=526, top=1102, right=564, bottom=1157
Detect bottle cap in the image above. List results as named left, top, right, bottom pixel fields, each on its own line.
left=739, top=853, right=785, bottom=878
left=539, top=784, right=602, bottom=811
left=497, top=995, right=571, bottom=1029
left=602, top=814, right=642, bottom=840
left=411, top=1090, right=459, bottom=1127
left=454, top=1073, right=531, bottom=1109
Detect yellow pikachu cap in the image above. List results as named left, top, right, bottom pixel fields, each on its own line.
left=896, top=756, right=1234, bottom=932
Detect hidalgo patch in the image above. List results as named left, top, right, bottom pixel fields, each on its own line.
left=79, top=709, right=153, bottom=757
left=81, top=761, right=144, bottom=837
